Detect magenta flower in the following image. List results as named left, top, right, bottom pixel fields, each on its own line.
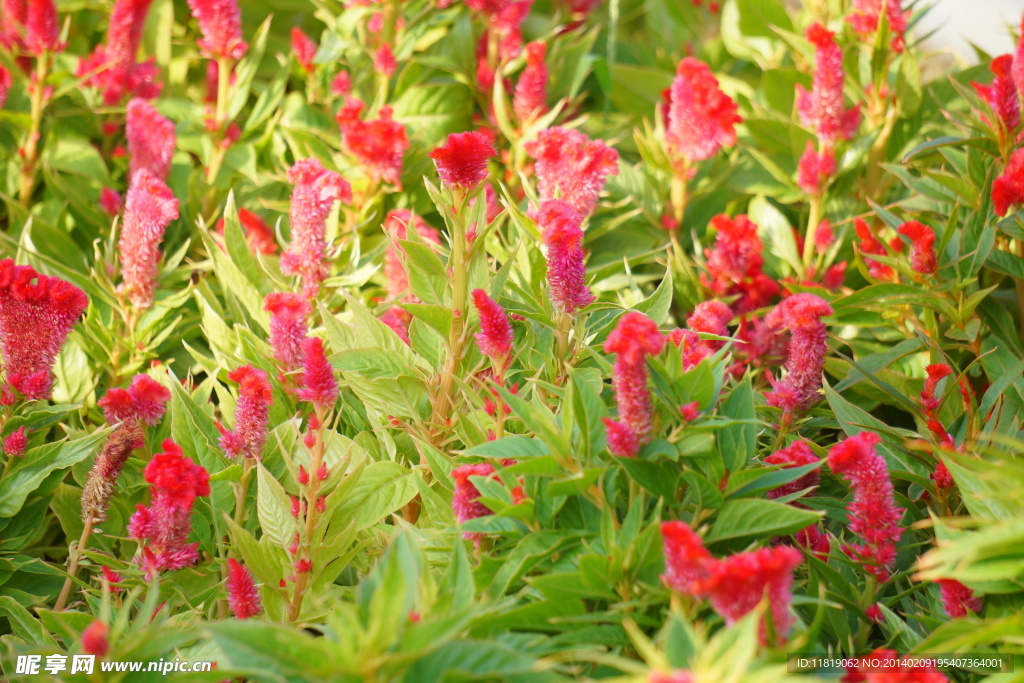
left=797, top=143, right=836, bottom=196
left=336, top=98, right=409, bottom=187
left=702, top=214, right=779, bottom=314
left=81, top=620, right=109, bottom=657
left=451, top=462, right=499, bottom=542
left=848, top=0, right=910, bottom=52
left=472, top=289, right=514, bottom=362
left=1015, top=18, right=1024, bottom=102
left=665, top=57, right=741, bottom=167
left=291, top=27, right=316, bottom=73
left=219, top=365, right=272, bottom=460
left=660, top=520, right=713, bottom=595
left=296, top=337, right=338, bottom=411
left=993, top=147, right=1024, bottom=216
left=602, top=417, right=640, bottom=458
left=264, top=292, right=310, bottom=373
left=99, top=188, right=123, bottom=216
left=186, top=0, right=247, bottom=60
left=937, top=579, right=982, bottom=618
left=796, top=23, right=861, bottom=144
left=0, top=0, right=26, bottom=52
left=764, top=293, right=833, bottom=413
left=524, top=126, right=619, bottom=217
left=127, top=98, right=176, bottom=181
left=227, top=558, right=263, bottom=619
left=972, top=54, right=1020, bottom=136
left=280, top=159, right=352, bottom=293
left=604, top=311, right=666, bottom=450
left=2, top=426, right=26, bottom=457
left=25, top=0, right=63, bottom=55
left=428, top=131, right=497, bottom=189
left=513, top=41, right=548, bottom=123
left=673, top=300, right=732, bottom=370
left=537, top=200, right=593, bottom=314
left=375, top=43, right=396, bottom=77
left=78, top=0, right=161, bottom=105
left=897, top=221, right=937, bottom=275
left=118, top=169, right=179, bottom=310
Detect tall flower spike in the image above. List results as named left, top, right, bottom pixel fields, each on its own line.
left=764, top=293, right=833, bottom=413
left=118, top=169, right=179, bottom=310
left=665, top=57, right=741, bottom=166
left=0, top=0, right=26, bottom=51
left=796, top=23, right=861, bottom=143
left=127, top=439, right=210, bottom=574
left=513, top=41, right=548, bottom=123
left=219, top=365, right=272, bottom=460
left=296, top=337, right=338, bottom=411
left=428, top=131, right=497, bottom=190
left=0, top=259, right=88, bottom=400
left=25, top=0, right=63, bottom=55
left=971, top=54, right=1020, bottom=134
left=797, top=143, right=836, bottom=196
left=604, top=311, right=666, bottom=452
left=660, top=521, right=713, bottom=595
left=2, top=426, right=27, bottom=457
left=537, top=200, right=594, bottom=314
left=1015, top=16, right=1024, bottom=102
left=126, top=98, right=176, bottom=181
left=702, top=214, right=780, bottom=314
left=897, top=221, right=937, bottom=275
left=524, top=127, right=619, bottom=218
left=336, top=98, right=409, bottom=188
left=937, top=579, right=982, bottom=618
left=827, top=432, right=904, bottom=582
left=992, top=147, right=1024, bottom=216
left=227, top=558, right=263, bottom=619
left=472, top=289, right=514, bottom=362
left=291, top=28, right=316, bottom=73
left=264, top=292, right=310, bottom=373
left=602, top=417, right=640, bottom=458
left=280, top=159, right=351, bottom=293
left=78, top=0, right=161, bottom=105
left=848, top=0, right=910, bottom=52
left=186, top=0, right=247, bottom=60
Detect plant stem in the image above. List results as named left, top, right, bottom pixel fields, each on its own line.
left=287, top=406, right=328, bottom=622
left=802, top=194, right=822, bottom=274
left=55, top=519, right=95, bottom=611
left=233, top=457, right=254, bottom=528
left=433, top=195, right=470, bottom=428
left=203, top=56, right=234, bottom=217
left=18, top=53, right=51, bottom=207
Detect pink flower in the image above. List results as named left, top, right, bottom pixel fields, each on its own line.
left=99, top=188, right=123, bottom=216
left=537, top=200, right=594, bottom=314
left=117, top=170, right=179, bottom=310
left=897, top=220, right=937, bottom=274
left=331, top=70, right=351, bottom=97
left=932, top=460, right=954, bottom=489
left=649, top=672, right=694, bottom=683
left=227, top=558, right=263, bottom=619
left=764, top=293, right=833, bottom=413
left=128, top=439, right=210, bottom=574
left=847, top=0, right=910, bottom=52
left=992, top=147, right=1024, bottom=216
left=186, top=0, right=247, bottom=60
left=0, top=66, right=10, bottom=108
left=78, top=0, right=161, bottom=105
left=827, top=432, right=904, bottom=582
left=2, top=426, right=27, bottom=457
left=295, top=337, right=338, bottom=410
left=452, top=462, right=503, bottom=541
left=472, top=289, right=514, bottom=361
left=291, top=27, right=316, bottom=72
left=25, top=0, right=63, bottom=55
left=0, top=259, right=88, bottom=400
left=702, top=214, right=780, bottom=314
left=513, top=41, right=548, bottom=123
left=765, top=440, right=820, bottom=499
left=524, top=126, right=619, bottom=217
left=264, top=292, right=310, bottom=373
left=671, top=301, right=732, bottom=370
left=428, top=131, right=497, bottom=189
left=796, top=23, right=861, bottom=143
left=0, top=0, right=26, bottom=52
left=660, top=520, right=713, bottom=595
left=665, top=57, right=741, bottom=166
left=1015, top=17, right=1024, bottom=102
left=375, top=43, right=396, bottom=77
left=280, top=159, right=352, bottom=292
left=842, top=648, right=948, bottom=682
left=100, top=374, right=171, bottom=426
left=127, top=98, right=176, bottom=181
left=602, top=417, right=640, bottom=457
left=971, top=54, right=1019, bottom=134
left=605, top=311, right=666, bottom=447
left=81, top=620, right=109, bottom=657
left=797, top=142, right=836, bottom=196
left=937, top=579, right=982, bottom=618
left=219, top=366, right=272, bottom=460
left=336, top=98, right=409, bottom=187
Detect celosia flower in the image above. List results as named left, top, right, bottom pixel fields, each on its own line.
left=842, top=649, right=948, bottom=683
left=854, top=218, right=902, bottom=279
left=660, top=520, right=712, bottom=595
left=796, top=524, right=831, bottom=559
left=336, top=98, right=409, bottom=187
left=605, top=311, right=666, bottom=447
left=291, top=27, right=316, bottom=72
left=118, top=170, right=179, bottom=310
left=827, top=432, right=904, bottom=582
left=2, top=425, right=26, bottom=457
left=524, top=126, right=619, bottom=217
left=537, top=200, right=594, bottom=314
left=81, top=620, right=109, bottom=657
left=264, top=292, right=310, bottom=373
left=765, top=440, right=820, bottom=499
left=216, top=208, right=277, bottom=255
left=664, top=57, right=741, bottom=166
left=764, top=293, right=833, bottom=413
left=491, top=0, right=532, bottom=61
left=128, top=439, right=210, bottom=574
left=680, top=402, right=700, bottom=421
left=922, top=363, right=952, bottom=414
left=815, top=220, right=835, bottom=250
left=992, top=147, right=1024, bottom=216
left=280, top=159, right=352, bottom=292
left=375, top=43, right=396, bottom=77
left=227, top=558, right=263, bottom=619
left=101, top=566, right=123, bottom=591
left=186, top=0, right=247, bottom=60
left=472, top=289, right=514, bottom=362
left=847, top=0, right=910, bottom=52
left=101, top=373, right=171, bottom=427
left=0, top=0, right=26, bottom=51
left=937, top=579, right=982, bottom=618
left=219, top=365, right=272, bottom=460
left=513, top=41, right=548, bottom=123
left=126, top=98, right=176, bottom=181
left=796, top=23, right=861, bottom=143
left=1015, top=17, right=1024, bottom=101
left=0, top=259, right=88, bottom=400
left=99, top=188, right=123, bottom=216
left=0, top=66, right=10, bottom=108
left=932, top=460, right=954, bottom=489
left=428, top=131, right=497, bottom=190
left=602, top=417, right=640, bottom=457
left=672, top=301, right=732, bottom=370
left=896, top=220, right=937, bottom=275
left=25, top=0, right=63, bottom=55
left=452, top=462, right=504, bottom=542
left=797, top=143, right=836, bottom=196
left=296, top=337, right=338, bottom=410
left=702, top=214, right=780, bottom=314
left=691, top=545, right=802, bottom=645
left=78, top=0, right=161, bottom=105
left=971, top=54, right=1020, bottom=134
left=331, top=70, right=351, bottom=97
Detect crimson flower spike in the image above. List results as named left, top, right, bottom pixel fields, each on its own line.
left=536, top=200, right=593, bottom=315
left=264, top=292, right=311, bottom=374
left=127, top=98, right=176, bottom=181
left=219, top=365, right=272, bottom=460
left=602, top=311, right=666, bottom=457
left=78, top=0, right=162, bottom=105
left=428, top=131, right=496, bottom=191
left=280, top=159, right=351, bottom=294
left=524, top=126, right=618, bottom=218
left=186, top=0, right=247, bottom=60
left=763, top=293, right=834, bottom=414
left=117, top=169, right=179, bottom=310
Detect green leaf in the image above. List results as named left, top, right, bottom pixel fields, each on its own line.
left=257, top=462, right=296, bottom=548
left=707, top=499, right=822, bottom=542
left=0, top=430, right=108, bottom=517
left=330, top=461, right=419, bottom=531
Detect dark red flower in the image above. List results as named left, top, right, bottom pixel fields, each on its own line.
left=227, top=558, right=263, bottom=619
left=81, top=620, right=109, bottom=657
left=702, top=214, right=780, bottom=313
left=937, top=579, right=982, bottom=618
left=992, top=147, right=1024, bottom=216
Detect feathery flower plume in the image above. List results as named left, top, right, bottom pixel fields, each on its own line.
left=897, top=221, right=937, bottom=274
left=472, top=289, right=514, bottom=362
left=842, top=648, right=948, bottom=682
left=797, top=143, right=836, bottom=195
left=2, top=426, right=27, bottom=457
left=295, top=337, right=338, bottom=411
left=602, top=417, right=640, bottom=458
left=765, top=440, right=820, bottom=499
left=0, top=259, right=88, bottom=400
left=0, top=0, right=26, bottom=51
left=604, top=311, right=666, bottom=452
left=665, top=57, right=741, bottom=166
left=992, top=147, right=1024, bottom=216
left=81, top=620, right=109, bottom=657
left=126, top=98, right=176, bottom=181
left=336, top=98, right=409, bottom=187
left=971, top=54, right=1020, bottom=134
left=331, top=70, right=351, bottom=97
left=186, top=0, right=247, bottom=60
left=1015, top=17, right=1024, bottom=101
left=264, top=292, right=310, bottom=373
left=827, top=432, right=904, bottom=581
left=660, top=520, right=713, bottom=595
left=649, top=672, right=694, bottom=683
left=25, top=0, right=63, bottom=55
left=118, top=169, right=179, bottom=310
left=937, top=579, right=982, bottom=618
left=78, top=0, right=161, bottom=105
left=847, top=0, right=910, bottom=52
left=764, top=293, right=833, bottom=413
left=227, top=558, right=263, bottom=619
left=797, top=23, right=861, bottom=143
left=428, top=131, right=497, bottom=190
left=375, top=43, right=396, bottom=77
left=524, top=126, right=619, bottom=217
left=216, top=208, right=277, bottom=255
left=537, top=200, right=594, bottom=314
left=854, top=218, right=902, bottom=279
left=702, top=214, right=779, bottom=314
left=128, top=439, right=210, bottom=573
left=280, top=159, right=351, bottom=292
left=219, top=366, right=272, bottom=460
left=674, top=300, right=732, bottom=370
left=291, top=28, right=316, bottom=72
left=513, top=41, right=549, bottom=123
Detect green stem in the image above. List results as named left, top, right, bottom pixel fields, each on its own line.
left=287, top=406, right=328, bottom=622
left=802, top=194, right=822, bottom=274
left=54, top=519, right=95, bottom=612
left=203, top=56, right=234, bottom=216
left=19, top=53, right=51, bottom=207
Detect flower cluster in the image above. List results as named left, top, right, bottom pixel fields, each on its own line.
left=336, top=98, right=409, bottom=187
left=295, top=337, right=338, bottom=411
left=280, top=159, right=352, bottom=293
left=219, top=365, right=273, bottom=460
left=537, top=200, right=594, bottom=315
left=763, top=293, right=833, bottom=414
left=78, top=0, right=161, bottom=105
left=186, top=0, right=247, bottom=60
left=670, top=300, right=732, bottom=370
left=702, top=214, right=779, bottom=314
left=428, top=131, right=497, bottom=190
left=664, top=57, right=741, bottom=168
left=524, top=126, right=619, bottom=217
left=227, top=558, right=263, bottom=619
left=117, top=169, right=179, bottom=310
left=264, top=292, right=311, bottom=374
left=936, top=579, right=982, bottom=618
left=126, top=98, right=176, bottom=181
left=513, top=41, right=548, bottom=124
left=847, top=0, right=910, bottom=52
left=603, top=312, right=666, bottom=457
left=797, top=24, right=861, bottom=145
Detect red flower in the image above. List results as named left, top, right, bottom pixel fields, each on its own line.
left=524, top=126, right=619, bottom=217
left=81, top=620, right=109, bottom=657
left=602, top=417, right=640, bottom=457
left=375, top=43, right=396, bottom=77
left=854, top=218, right=902, bottom=279
left=847, top=0, right=910, bottom=52
left=827, top=432, right=904, bottom=582
left=0, top=259, right=88, bottom=400
left=665, top=57, right=741, bottom=166
left=797, top=143, right=836, bottom=196
left=264, top=292, right=310, bottom=373
left=0, top=66, right=10, bottom=108
left=896, top=220, right=937, bottom=275
left=796, top=23, right=861, bottom=143
left=336, top=98, right=409, bottom=187
left=127, top=98, right=176, bottom=181
left=0, top=0, right=26, bottom=52
left=291, top=27, right=316, bottom=73
left=452, top=462, right=499, bottom=541
left=428, top=131, right=497, bottom=189
left=992, top=147, right=1024, bottom=216
left=227, top=558, right=263, bottom=619
left=537, top=200, right=594, bottom=314
left=932, top=460, right=954, bottom=489
left=605, top=311, right=666, bottom=447
left=78, top=0, right=161, bottom=105
left=702, top=214, right=780, bottom=314
left=842, top=649, right=947, bottom=682
left=937, top=579, right=982, bottom=618
left=673, top=300, right=732, bottom=370
left=649, top=672, right=694, bottom=683
left=513, top=41, right=548, bottom=123
left=220, top=366, right=272, bottom=460
left=186, top=0, right=247, bottom=60
left=765, top=440, right=820, bottom=500
left=660, top=520, right=713, bottom=595
left=100, top=373, right=171, bottom=426
left=815, top=220, right=836, bottom=251
left=764, top=293, right=833, bottom=413
left=331, top=70, right=351, bottom=97
left=472, top=289, right=514, bottom=361
left=1015, top=17, right=1024, bottom=102
left=296, top=337, right=338, bottom=411
left=99, top=188, right=123, bottom=216
left=25, top=0, right=63, bottom=55
left=118, top=170, right=179, bottom=310
left=216, top=208, right=277, bottom=255
left=971, top=54, right=1020, bottom=134
left=280, top=159, right=352, bottom=293
left=2, top=426, right=26, bottom=457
